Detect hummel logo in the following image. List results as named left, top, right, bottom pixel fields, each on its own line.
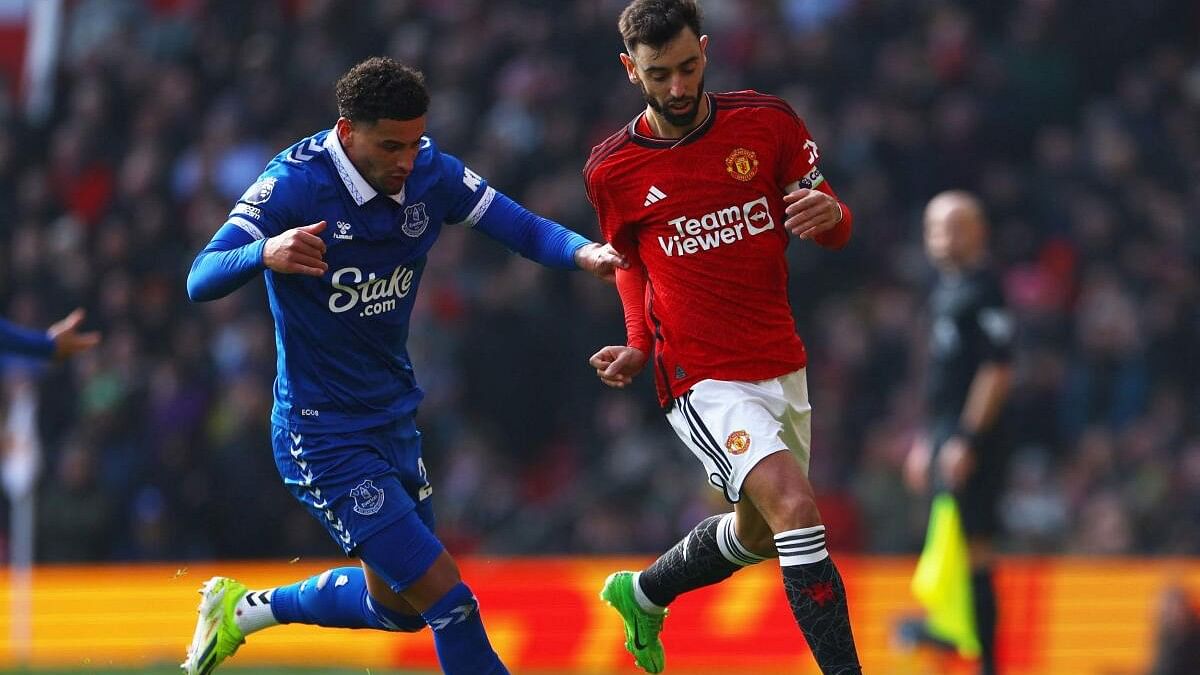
left=285, top=137, right=324, bottom=164
left=429, top=602, right=478, bottom=631
left=643, top=185, right=667, bottom=207
left=243, top=590, right=272, bottom=607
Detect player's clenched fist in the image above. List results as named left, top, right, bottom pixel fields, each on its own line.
left=589, top=345, right=647, bottom=388
left=783, top=188, right=843, bottom=240
left=263, top=221, right=329, bottom=276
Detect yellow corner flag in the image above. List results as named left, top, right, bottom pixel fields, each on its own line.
left=911, top=493, right=981, bottom=658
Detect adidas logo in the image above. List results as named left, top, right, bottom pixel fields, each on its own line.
left=643, top=185, right=667, bottom=207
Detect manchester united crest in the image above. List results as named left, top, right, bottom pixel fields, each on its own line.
left=725, top=148, right=758, bottom=182
left=725, top=430, right=751, bottom=455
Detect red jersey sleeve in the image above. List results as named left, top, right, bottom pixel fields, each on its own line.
left=584, top=131, right=651, bottom=352
left=615, top=256, right=652, bottom=354
left=812, top=181, right=852, bottom=249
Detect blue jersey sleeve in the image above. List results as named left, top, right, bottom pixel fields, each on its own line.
left=0, top=318, right=54, bottom=358
left=187, top=224, right=268, bottom=301
left=436, top=150, right=590, bottom=269
left=224, top=170, right=310, bottom=241
left=189, top=166, right=312, bottom=301
left=473, top=191, right=590, bottom=269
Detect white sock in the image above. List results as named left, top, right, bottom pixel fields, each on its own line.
left=716, top=512, right=768, bottom=566
left=233, top=588, right=279, bottom=635
left=631, top=572, right=667, bottom=615
left=774, top=525, right=830, bottom=566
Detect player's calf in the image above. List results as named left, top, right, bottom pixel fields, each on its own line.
left=776, top=526, right=862, bottom=674
left=420, top=581, right=509, bottom=674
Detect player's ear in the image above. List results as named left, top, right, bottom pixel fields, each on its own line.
left=335, top=117, right=353, bottom=149
left=619, top=52, right=639, bottom=85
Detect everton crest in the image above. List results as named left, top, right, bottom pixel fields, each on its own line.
left=350, top=479, right=385, bottom=516
left=402, top=202, right=429, bottom=237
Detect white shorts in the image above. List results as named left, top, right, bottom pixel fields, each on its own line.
left=665, top=368, right=811, bottom=503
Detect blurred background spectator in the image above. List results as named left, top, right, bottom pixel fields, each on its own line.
left=0, top=0, right=1196, bottom=562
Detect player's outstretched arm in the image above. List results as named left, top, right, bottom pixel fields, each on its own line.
left=589, top=345, right=647, bottom=389
left=0, top=308, right=98, bottom=361
left=472, top=190, right=628, bottom=279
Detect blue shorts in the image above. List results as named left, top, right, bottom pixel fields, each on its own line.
left=272, top=418, right=442, bottom=589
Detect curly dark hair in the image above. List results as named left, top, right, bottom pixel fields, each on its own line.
left=618, top=0, right=702, bottom=53
left=335, top=57, right=429, bottom=123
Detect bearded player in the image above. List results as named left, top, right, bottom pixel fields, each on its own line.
left=585, top=1, right=862, bottom=673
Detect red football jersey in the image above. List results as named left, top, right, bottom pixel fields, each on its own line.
left=584, top=90, right=852, bottom=407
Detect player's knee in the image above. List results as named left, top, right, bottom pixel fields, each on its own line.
left=767, top=492, right=822, bottom=531
left=389, top=614, right=428, bottom=633
left=741, top=530, right=777, bottom=556
left=734, top=517, right=777, bottom=555
left=367, top=594, right=427, bottom=633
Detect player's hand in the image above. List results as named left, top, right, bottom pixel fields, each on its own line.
left=783, top=188, right=843, bottom=240
left=937, top=436, right=975, bottom=491
left=589, top=345, right=646, bottom=388
left=903, top=437, right=932, bottom=494
left=47, top=308, right=101, bottom=361
left=263, top=221, right=328, bottom=276
left=575, top=242, right=628, bottom=284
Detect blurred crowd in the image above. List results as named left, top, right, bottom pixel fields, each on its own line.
left=0, top=0, right=1197, bottom=563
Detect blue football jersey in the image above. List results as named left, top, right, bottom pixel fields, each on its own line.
left=224, top=129, right=496, bottom=432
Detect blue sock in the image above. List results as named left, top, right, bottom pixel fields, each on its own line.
left=420, top=582, right=509, bottom=675
left=271, top=566, right=425, bottom=631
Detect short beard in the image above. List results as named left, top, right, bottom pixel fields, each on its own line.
left=641, top=77, right=704, bottom=128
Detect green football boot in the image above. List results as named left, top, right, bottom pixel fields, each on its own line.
left=181, top=576, right=248, bottom=675
left=600, top=571, right=667, bottom=673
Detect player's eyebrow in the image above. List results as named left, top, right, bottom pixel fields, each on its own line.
left=643, top=56, right=699, bottom=74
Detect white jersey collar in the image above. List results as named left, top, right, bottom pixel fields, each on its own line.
left=322, top=129, right=405, bottom=206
